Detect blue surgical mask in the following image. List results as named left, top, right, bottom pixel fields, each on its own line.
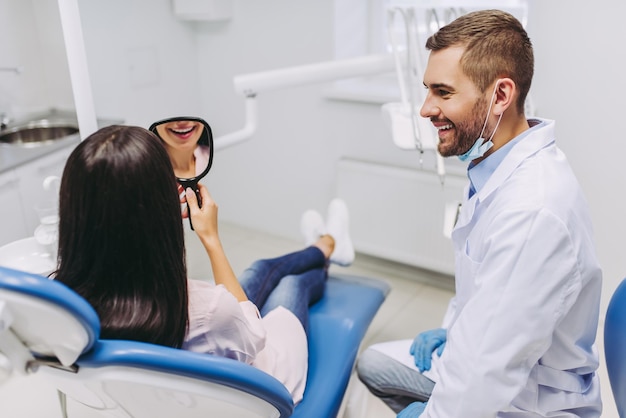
left=458, top=136, right=494, bottom=162
left=458, top=83, right=503, bottom=162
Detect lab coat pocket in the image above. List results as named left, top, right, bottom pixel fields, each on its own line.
left=457, top=239, right=481, bottom=273
left=454, top=244, right=481, bottom=306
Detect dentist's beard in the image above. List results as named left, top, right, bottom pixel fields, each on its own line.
left=437, top=97, right=489, bottom=158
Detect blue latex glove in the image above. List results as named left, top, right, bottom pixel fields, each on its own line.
left=409, top=328, right=446, bottom=372
left=397, top=401, right=427, bottom=417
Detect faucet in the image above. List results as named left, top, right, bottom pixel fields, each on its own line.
left=0, top=108, right=11, bottom=130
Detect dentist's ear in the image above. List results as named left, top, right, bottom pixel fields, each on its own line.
left=493, top=78, right=516, bottom=115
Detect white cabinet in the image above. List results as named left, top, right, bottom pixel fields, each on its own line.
left=0, top=169, right=29, bottom=246
left=14, top=146, right=73, bottom=235
left=0, top=145, right=73, bottom=246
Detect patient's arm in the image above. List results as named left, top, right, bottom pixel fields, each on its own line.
left=184, top=184, right=248, bottom=303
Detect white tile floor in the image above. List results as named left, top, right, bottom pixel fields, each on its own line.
left=0, top=222, right=619, bottom=417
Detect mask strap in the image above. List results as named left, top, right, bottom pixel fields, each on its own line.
left=489, top=112, right=503, bottom=142
left=478, top=82, right=501, bottom=141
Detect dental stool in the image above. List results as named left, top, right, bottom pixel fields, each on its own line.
left=605, top=277, right=626, bottom=418
left=0, top=266, right=389, bottom=418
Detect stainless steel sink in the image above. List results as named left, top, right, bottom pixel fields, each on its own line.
left=0, top=119, right=79, bottom=147
left=0, top=109, right=121, bottom=175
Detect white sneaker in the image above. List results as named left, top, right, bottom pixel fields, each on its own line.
left=300, top=209, right=326, bottom=246
left=325, top=198, right=355, bottom=266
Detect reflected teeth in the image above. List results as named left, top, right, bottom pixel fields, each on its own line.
left=172, top=127, right=193, bottom=134
left=437, top=124, right=453, bottom=131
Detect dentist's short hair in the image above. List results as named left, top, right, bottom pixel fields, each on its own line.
left=425, top=9, right=534, bottom=113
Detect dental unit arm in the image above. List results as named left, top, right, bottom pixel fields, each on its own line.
left=218, top=52, right=446, bottom=183
left=214, top=54, right=396, bottom=151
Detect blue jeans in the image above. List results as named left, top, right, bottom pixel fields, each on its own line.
left=239, top=246, right=328, bottom=335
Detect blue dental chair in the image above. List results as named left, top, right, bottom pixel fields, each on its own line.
left=605, top=277, right=626, bottom=418
left=0, top=266, right=388, bottom=417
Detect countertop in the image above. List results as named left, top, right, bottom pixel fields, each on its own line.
left=0, top=109, right=122, bottom=174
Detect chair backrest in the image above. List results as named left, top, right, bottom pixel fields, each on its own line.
left=49, top=339, right=294, bottom=418
left=605, top=277, right=626, bottom=418
left=0, top=266, right=293, bottom=418
left=0, top=267, right=389, bottom=418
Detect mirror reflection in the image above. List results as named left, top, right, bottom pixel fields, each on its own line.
left=149, top=116, right=213, bottom=229
left=149, top=116, right=213, bottom=190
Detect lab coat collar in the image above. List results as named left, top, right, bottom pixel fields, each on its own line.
left=454, top=118, right=556, bottom=233
left=467, top=119, right=548, bottom=198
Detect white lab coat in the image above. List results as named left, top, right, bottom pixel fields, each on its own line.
left=423, top=119, right=603, bottom=417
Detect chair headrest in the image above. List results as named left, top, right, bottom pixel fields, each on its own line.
left=0, top=267, right=100, bottom=366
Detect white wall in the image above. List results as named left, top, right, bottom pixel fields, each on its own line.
left=3, top=0, right=626, bottom=314
left=0, top=0, right=73, bottom=117
left=525, top=0, right=626, bottom=312
left=76, top=0, right=202, bottom=126
left=194, top=0, right=426, bottom=241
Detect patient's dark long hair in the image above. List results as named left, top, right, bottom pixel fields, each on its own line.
left=55, top=125, right=188, bottom=348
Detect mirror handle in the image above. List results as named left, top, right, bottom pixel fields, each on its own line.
left=180, top=179, right=201, bottom=230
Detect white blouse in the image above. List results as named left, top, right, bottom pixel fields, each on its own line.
left=183, top=279, right=308, bottom=404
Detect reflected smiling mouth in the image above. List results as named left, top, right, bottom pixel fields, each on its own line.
left=168, top=126, right=197, bottom=140
left=170, top=126, right=195, bottom=135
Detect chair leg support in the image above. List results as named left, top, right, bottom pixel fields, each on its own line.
left=57, top=390, right=68, bottom=418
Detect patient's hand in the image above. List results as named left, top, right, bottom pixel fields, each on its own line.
left=184, top=183, right=220, bottom=244
left=178, top=184, right=189, bottom=218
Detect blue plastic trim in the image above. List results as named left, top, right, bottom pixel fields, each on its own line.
left=0, top=266, right=100, bottom=352
left=78, top=339, right=294, bottom=417
left=605, top=277, right=626, bottom=418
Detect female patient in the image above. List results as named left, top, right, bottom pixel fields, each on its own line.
left=54, top=125, right=353, bottom=404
